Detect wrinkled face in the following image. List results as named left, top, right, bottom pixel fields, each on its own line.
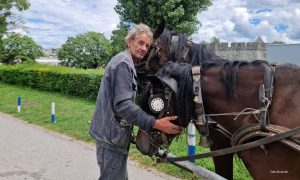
left=127, top=33, right=152, bottom=64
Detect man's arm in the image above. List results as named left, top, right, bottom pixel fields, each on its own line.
left=111, top=62, right=155, bottom=132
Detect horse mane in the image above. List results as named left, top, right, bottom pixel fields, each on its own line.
left=156, top=60, right=272, bottom=125
left=189, top=43, right=224, bottom=65
left=156, top=62, right=194, bottom=127
left=158, top=29, right=225, bottom=65
left=192, top=59, right=273, bottom=100
left=202, top=60, right=299, bottom=100
left=157, top=29, right=188, bottom=63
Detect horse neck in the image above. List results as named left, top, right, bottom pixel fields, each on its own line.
left=202, top=65, right=265, bottom=133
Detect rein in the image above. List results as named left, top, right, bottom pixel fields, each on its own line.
left=169, top=63, right=299, bottom=162
left=203, top=105, right=269, bottom=121
left=166, top=126, right=300, bottom=162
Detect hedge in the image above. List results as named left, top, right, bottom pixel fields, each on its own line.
left=0, top=62, right=104, bottom=101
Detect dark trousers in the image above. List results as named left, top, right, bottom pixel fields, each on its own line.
left=96, top=141, right=128, bottom=180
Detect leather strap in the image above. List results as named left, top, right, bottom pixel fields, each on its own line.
left=166, top=127, right=300, bottom=162
left=259, top=65, right=276, bottom=131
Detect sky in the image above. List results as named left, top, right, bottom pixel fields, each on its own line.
left=17, top=0, right=300, bottom=48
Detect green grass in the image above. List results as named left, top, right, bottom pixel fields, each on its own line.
left=0, top=82, right=251, bottom=179
left=0, top=82, right=95, bottom=142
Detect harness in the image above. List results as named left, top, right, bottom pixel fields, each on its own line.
left=166, top=126, right=300, bottom=162
left=259, top=64, right=276, bottom=131
left=136, top=33, right=300, bottom=162
left=165, top=64, right=300, bottom=162
left=191, top=63, right=277, bottom=136
left=170, top=35, right=193, bottom=63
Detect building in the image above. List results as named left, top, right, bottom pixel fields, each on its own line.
left=266, top=44, right=300, bottom=65
left=208, top=37, right=300, bottom=65
left=43, top=48, right=59, bottom=57
left=208, top=37, right=266, bottom=61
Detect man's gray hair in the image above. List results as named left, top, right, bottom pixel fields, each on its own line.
left=125, top=23, right=153, bottom=44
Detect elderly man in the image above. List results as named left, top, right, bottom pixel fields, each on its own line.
left=89, top=23, right=182, bottom=180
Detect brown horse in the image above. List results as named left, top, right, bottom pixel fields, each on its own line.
left=143, top=60, right=300, bottom=179
left=135, top=23, right=300, bottom=179
left=136, top=23, right=234, bottom=179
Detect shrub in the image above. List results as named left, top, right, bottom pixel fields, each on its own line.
left=0, top=62, right=103, bottom=100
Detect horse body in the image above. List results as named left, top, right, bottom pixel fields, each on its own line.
left=202, top=64, right=265, bottom=133
left=136, top=22, right=300, bottom=179
left=202, top=63, right=300, bottom=133
left=201, top=62, right=300, bottom=179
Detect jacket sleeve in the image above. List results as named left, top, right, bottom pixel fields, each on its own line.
left=111, top=62, right=155, bottom=132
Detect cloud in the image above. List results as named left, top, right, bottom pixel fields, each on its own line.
left=18, top=0, right=300, bottom=48
left=193, top=0, right=300, bottom=44
left=23, top=0, right=119, bottom=48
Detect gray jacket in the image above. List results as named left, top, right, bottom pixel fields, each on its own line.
left=89, top=50, right=156, bottom=154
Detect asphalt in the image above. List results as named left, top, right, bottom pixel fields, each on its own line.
left=0, top=112, right=180, bottom=180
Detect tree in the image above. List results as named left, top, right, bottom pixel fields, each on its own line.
left=111, top=22, right=129, bottom=56
left=58, top=32, right=112, bottom=69
left=0, top=0, right=30, bottom=40
left=114, top=0, right=213, bottom=36
left=272, top=41, right=285, bottom=44
left=210, top=36, right=220, bottom=46
left=0, top=33, right=43, bottom=64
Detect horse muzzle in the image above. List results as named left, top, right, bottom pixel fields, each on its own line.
left=135, top=129, right=163, bottom=156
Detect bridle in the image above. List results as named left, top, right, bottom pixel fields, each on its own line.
left=135, top=76, right=177, bottom=156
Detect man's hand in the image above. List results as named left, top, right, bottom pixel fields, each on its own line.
left=153, top=116, right=183, bottom=134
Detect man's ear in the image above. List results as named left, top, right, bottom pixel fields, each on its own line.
left=153, top=19, right=165, bottom=40
left=126, top=39, right=132, bottom=48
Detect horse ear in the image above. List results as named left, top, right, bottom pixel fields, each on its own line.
left=153, top=19, right=165, bottom=39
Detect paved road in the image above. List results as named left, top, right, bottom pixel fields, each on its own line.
left=0, top=112, right=179, bottom=180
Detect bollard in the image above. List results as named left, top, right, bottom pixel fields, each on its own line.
left=17, top=96, right=21, bottom=113
left=188, top=122, right=196, bottom=162
left=51, top=102, right=55, bottom=123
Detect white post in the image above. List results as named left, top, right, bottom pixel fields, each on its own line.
left=51, top=102, right=55, bottom=123
left=188, top=122, right=196, bottom=162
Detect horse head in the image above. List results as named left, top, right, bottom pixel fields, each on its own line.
left=135, top=21, right=224, bottom=156
left=136, top=62, right=195, bottom=156
left=135, top=19, right=165, bottom=93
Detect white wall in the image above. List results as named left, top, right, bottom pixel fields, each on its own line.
left=36, top=57, right=60, bottom=66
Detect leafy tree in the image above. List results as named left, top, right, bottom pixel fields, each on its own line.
left=0, top=33, right=43, bottom=64
left=0, top=0, right=30, bottom=40
left=111, top=22, right=129, bottom=56
left=272, top=41, right=285, bottom=44
left=210, top=36, right=220, bottom=46
left=58, top=32, right=112, bottom=69
left=114, top=0, right=213, bottom=36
